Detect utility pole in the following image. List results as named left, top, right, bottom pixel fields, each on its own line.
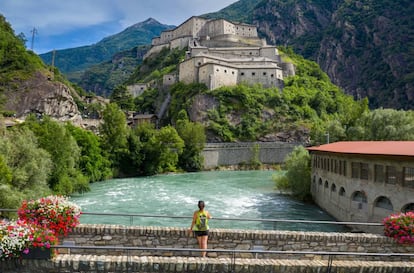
left=30, top=27, right=38, bottom=51
left=51, top=49, right=56, bottom=68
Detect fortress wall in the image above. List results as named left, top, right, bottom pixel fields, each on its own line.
left=179, top=58, right=198, bottom=84
left=202, top=142, right=298, bottom=169
left=127, top=84, right=147, bottom=98
left=199, top=64, right=238, bottom=89
left=234, top=23, right=258, bottom=37
left=238, top=67, right=284, bottom=87
left=260, top=47, right=280, bottom=60
left=169, top=36, right=191, bottom=50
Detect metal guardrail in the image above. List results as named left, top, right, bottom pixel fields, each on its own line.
left=0, top=209, right=383, bottom=227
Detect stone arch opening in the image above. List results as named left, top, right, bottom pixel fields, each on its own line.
left=331, top=184, right=337, bottom=193
left=374, top=196, right=393, bottom=210
left=339, top=187, right=346, bottom=197
left=324, top=180, right=329, bottom=189
left=402, top=203, right=414, bottom=212
left=352, top=191, right=367, bottom=203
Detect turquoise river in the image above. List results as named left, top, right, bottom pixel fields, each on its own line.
left=71, top=170, right=348, bottom=232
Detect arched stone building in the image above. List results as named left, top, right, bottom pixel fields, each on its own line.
left=307, top=141, right=414, bottom=233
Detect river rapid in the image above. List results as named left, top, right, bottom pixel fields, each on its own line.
left=71, top=170, right=347, bottom=232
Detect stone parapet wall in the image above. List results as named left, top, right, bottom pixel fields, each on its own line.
left=3, top=255, right=414, bottom=273
left=61, top=224, right=413, bottom=261
left=3, top=224, right=414, bottom=273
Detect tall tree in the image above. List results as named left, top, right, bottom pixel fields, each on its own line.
left=176, top=110, right=206, bottom=171
left=65, top=123, right=112, bottom=182
left=0, top=127, right=51, bottom=209
left=273, top=146, right=311, bottom=201
left=23, top=115, right=88, bottom=194
left=99, top=103, right=129, bottom=171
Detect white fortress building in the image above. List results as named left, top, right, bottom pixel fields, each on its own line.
left=142, top=16, right=295, bottom=91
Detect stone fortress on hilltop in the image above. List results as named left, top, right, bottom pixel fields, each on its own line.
left=128, top=16, right=295, bottom=97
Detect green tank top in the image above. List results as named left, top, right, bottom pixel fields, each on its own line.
left=194, top=210, right=209, bottom=231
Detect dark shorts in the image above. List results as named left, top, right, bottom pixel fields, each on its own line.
left=194, top=230, right=209, bottom=237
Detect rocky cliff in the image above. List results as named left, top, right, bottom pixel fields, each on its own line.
left=3, top=71, right=82, bottom=123
left=207, top=0, right=414, bottom=110
left=251, top=0, right=414, bottom=109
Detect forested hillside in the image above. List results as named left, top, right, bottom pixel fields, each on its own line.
left=39, top=18, right=174, bottom=83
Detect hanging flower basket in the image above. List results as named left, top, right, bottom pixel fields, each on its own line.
left=18, top=195, right=82, bottom=237
left=0, top=219, right=58, bottom=260
left=383, top=212, right=414, bottom=244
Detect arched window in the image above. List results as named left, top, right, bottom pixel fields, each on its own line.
left=331, top=184, right=337, bottom=192
left=318, top=178, right=322, bottom=185
left=352, top=191, right=367, bottom=203
left=402, top=203, right=414, bottom=212
left=374, top=196, right=393, bottom=210
left=324, top=181, right=329, bottom=188
left=339, top=187, right=346, bottom=196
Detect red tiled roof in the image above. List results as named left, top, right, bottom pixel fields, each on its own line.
left=307, top=141, right=414, bottom=157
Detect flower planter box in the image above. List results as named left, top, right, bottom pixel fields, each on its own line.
left=21, top=248, right=51, bottom=259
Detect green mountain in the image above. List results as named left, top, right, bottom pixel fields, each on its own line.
left=204, top=0, right=414, bottom=110
left=76, top=45, right=150, bottom=96
left=39, top=18, right=174, bottom=82
left=201, top=0, right=258, bottom=22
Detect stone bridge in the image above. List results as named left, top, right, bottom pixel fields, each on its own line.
left=2, top=224, right=414, bottom=273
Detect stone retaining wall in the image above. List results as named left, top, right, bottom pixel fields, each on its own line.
left=202, top=142, right=299, bottom=169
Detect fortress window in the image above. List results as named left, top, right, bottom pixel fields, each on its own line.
left=271, top=74, right=274, bottom=78
left=252, top=72, right=256, bottom=76
left=403, top=167, right=414, bottom=188
left=232, top=71, right=235, bottom=75
left=339, top=187, right=346, bottom=196
left=324, top=181, right=329, bottom=188
left=374, top=164, right=384, bottom=183
left=343, top=160, right=347, bottom=176
left=351, top=162, right=359, bottom=178
left=263, top=72, right=267, bottom=76
left=352, top=191, right=367, bottom=203
left=360, top=163, right=368, bottom=180
left=216, top=69, right=219, bottom=72
left=386, top=166, right=397, bottom=184
left=198, top=62, right=201, bottom=66
left=331, top=184, right=336, bottom=192
left=224, top=70, right=227, bottom=73
left=241, top=72, right=245, bottom=76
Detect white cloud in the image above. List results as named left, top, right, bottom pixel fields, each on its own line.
left=1, top=0, right=238, bottom=52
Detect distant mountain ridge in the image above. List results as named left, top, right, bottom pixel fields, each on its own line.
left=39, top=18, right=174, bottom=80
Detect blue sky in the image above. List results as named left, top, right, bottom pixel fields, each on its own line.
left=1, top=0, right=238, bottom=54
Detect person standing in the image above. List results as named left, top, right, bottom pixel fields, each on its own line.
left=189, top=200, right=212, bottom=257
